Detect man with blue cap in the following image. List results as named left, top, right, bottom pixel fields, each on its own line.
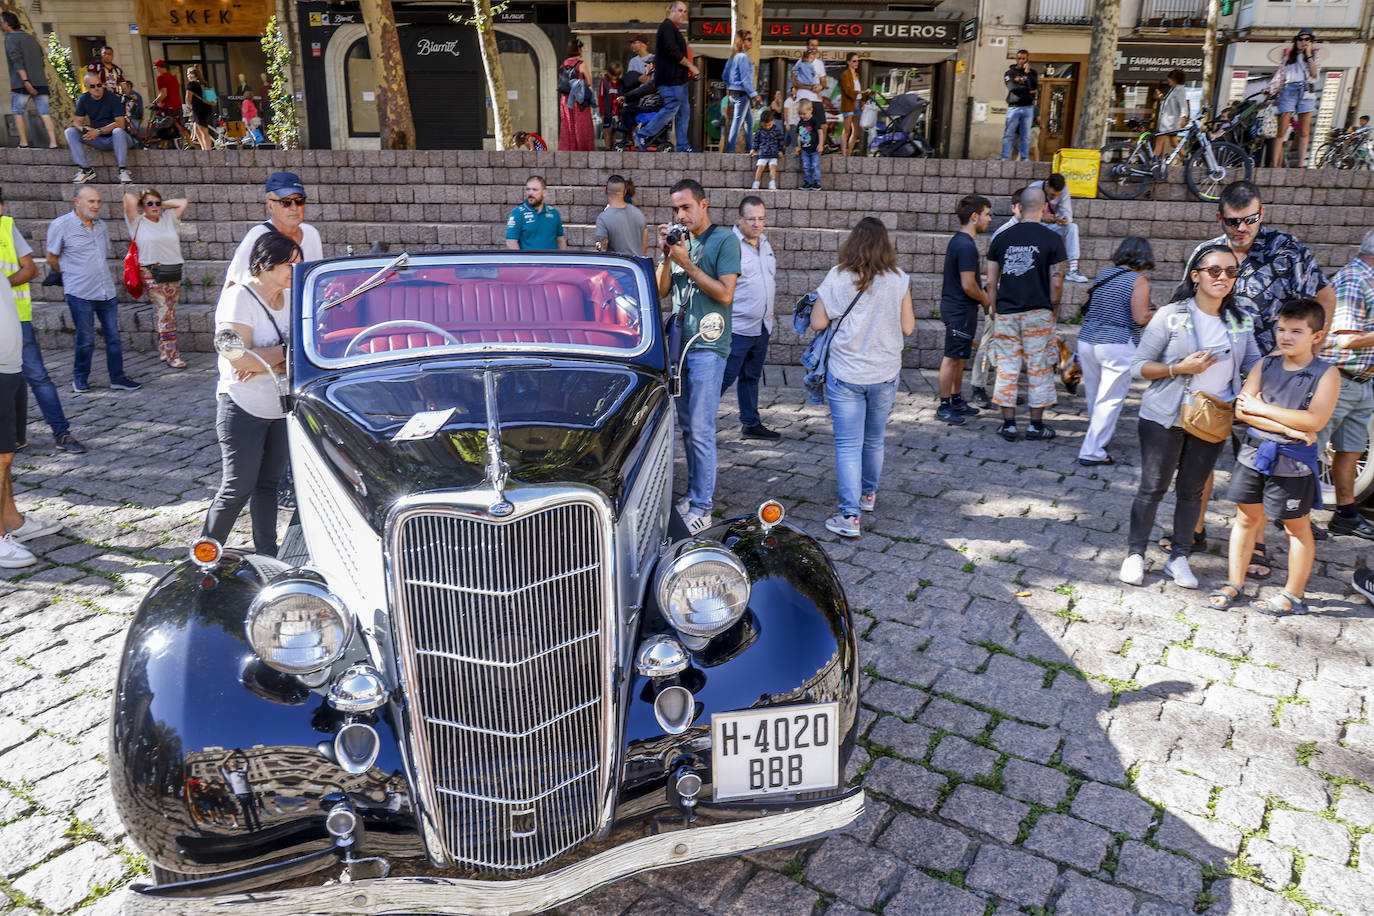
left=224, top=171, right=322, bottom=287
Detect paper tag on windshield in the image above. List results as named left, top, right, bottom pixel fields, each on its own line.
left=392, top=407, right=456, bottom=442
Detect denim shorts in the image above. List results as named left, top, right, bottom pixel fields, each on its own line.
left=10, top=89, right=50, bottom=116
left=1277, top=81, right=1316, bottom=116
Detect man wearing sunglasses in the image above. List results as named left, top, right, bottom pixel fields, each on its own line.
left=223, top=171, right=323, bottom=288
left=1181, top=180, right=1336, bottom=566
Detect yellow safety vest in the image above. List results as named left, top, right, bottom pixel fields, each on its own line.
left=0, top=215, right=32, bottom=322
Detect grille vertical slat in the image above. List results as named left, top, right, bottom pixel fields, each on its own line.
left=393, top=502, right=608, bottom=874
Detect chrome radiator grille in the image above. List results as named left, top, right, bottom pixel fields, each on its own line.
left=391, top=502, right=610, bottom=873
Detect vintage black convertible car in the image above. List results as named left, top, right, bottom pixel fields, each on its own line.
left=111, top=251, right=863, bottom=912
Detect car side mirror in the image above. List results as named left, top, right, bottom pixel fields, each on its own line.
left=669, top=312, right=727, bottom=399
left=214, top=328, right=248, bottom=361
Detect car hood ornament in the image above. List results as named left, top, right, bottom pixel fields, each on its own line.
left=483, top=369, right=511, bottom=505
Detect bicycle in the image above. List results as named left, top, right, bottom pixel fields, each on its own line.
left=1314, top=126, right=1373, bottom=170
left=1098, top=107, right=1253, bottom=202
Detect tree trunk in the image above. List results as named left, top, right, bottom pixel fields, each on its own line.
left=728, top=0, right=764, bottom=153
left=0, top=2, right=74, bottom=137
left=473, top=0, right=514, bottom=150
left=358, top=0, right=416, bottom=149
left=1201, top=0, right=1220, bottom=112
left=1072, top=0, right=1121, bottom=150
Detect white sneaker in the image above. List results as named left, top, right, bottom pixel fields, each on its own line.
left=10, top=515, right=61, bottom=542
left=1066, top=270, right=1090, bottom=283
left=682, top=511, right=711, bottom=535
left=675, top=497, right=691, bottom=517
left=767, top=180, right=777, bottom=191
left=118, top=168, right=133, bottom=185
left=1119, top=553, right=1145, bottom=586
left=859, top=492, right=876, bottom=512
left=1164, top=555, right=1199, bottom=589
left=750, top=180, right=760, bottom=189
left=0, top=533, right=37, bottom=569
left=825, top=514, right=861, bottom=538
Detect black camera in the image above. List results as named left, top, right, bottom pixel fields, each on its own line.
left=664, top=223, right=690, bottom=247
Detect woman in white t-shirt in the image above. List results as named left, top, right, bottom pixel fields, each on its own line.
left=811, top=217, right=916, bottom=538
left=123, top=188, right=189, bottom=368
left=202, top=231, right=301, bottom=557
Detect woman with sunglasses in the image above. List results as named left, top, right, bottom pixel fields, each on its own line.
left=839, top=52, right=869, bottom=157
left=723, top=31, right=760, bottom=155
left=1268, top=29, right=1320, bottom=167
left=1122, top=243, right=1261, bottom=589
left=121, top=188, right=189, bottom=368
left=202, top=231, right=301, bottom=557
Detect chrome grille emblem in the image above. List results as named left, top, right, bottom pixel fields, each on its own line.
left=488, top=500, right=514, bottom=517
left=390, top=499, right=612, bottom=874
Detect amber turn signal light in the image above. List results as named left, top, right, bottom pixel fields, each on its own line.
left=190, top=537, right=222, bottom=569
left=758, top=500, right=784, bottom=532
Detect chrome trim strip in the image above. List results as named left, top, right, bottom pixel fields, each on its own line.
left=428, top=695, right=600, bottom=739
left=384, top=487, right=620, bottom=872
left=127, top=793, right=865, bottom=915
left=434, top=764, right=599, bottom=805
left=414, top=628, right=597, bottom=668
left=406, top=562, right=600, bottom=597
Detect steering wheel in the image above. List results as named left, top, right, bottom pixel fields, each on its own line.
left=344, top=320, right=460, bottom=356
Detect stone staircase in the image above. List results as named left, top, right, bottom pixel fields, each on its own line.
left=6, top=147, right=1370, bottom=367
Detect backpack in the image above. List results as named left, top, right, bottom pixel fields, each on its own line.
left=558, top=62, right=578, bottom=97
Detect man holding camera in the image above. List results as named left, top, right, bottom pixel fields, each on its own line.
left=656, top=179, right=741, bottom=534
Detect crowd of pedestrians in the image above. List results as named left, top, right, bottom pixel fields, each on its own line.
left=3, top=155, right=1372, bottom=624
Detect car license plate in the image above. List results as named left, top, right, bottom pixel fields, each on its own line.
left=711, top=703, right=840, bottom=801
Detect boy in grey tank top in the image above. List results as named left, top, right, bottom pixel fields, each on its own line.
left=1217, top=299, right=1340, bottom=616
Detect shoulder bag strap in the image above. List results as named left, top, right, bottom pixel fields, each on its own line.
left=242, top=285, right=285, bottom=348
left=821, top=286, right=866, bottom=373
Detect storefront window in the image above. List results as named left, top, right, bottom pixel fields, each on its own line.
left=345, top=39, right=379, bottom=136
left=485, top=37, right=540, bottom=141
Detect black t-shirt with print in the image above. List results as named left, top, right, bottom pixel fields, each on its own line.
left=987, top=221, right=1068, bottom=314
left=797, top=108, right=826, bottom=152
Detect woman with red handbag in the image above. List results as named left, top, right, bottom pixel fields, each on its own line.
left=122, top=188, right=189, bottom=368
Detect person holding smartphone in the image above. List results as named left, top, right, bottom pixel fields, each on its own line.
left=1269, top=28, right=1321, bottom=167
left=1121, top=243, right=1261, bottom=590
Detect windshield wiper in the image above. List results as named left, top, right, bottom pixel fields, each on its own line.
left=318, top=252, right=410, bottom=312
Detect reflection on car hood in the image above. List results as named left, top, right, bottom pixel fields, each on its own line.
left=292, top=361, right=667, bottom=530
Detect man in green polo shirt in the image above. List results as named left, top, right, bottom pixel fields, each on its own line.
left=655, top=178, right=741, bottom=534
left=505, top=175, right=566, bottom=250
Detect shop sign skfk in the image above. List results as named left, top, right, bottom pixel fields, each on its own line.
left=690, top=17, right=957, bottom=47
left=134, top=0, right=273, bottom=36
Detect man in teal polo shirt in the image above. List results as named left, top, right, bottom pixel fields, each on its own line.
left=655, top=178, right=741, bottom=534
left=505, top=176, right=566, bottom=250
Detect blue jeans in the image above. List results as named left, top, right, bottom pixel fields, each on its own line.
left=801, top=150, right=820, bottom=185
left=726, top=90, right=754, bottom=152
left=65, top=294, right=126, bottom=384
left=641, top=83, right=690, bottom=150
left=721, top=329, right=769, bottom=427
left=20, top=321, right=70, bottom=440
left=676, top=348, right=726, bottom=514
left=1001, top=105, right=1034, bottom=159
left=826, top=374, right=898, bottom=517
left=64, top=126, right=130, bottom=168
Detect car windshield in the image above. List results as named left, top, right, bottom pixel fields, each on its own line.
left=305, top=257, right=650, bottom=365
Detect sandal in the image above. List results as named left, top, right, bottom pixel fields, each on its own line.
left=1159, top=528, right=1208, bottom=553
left=1247, top=547, right=1273, bottom=581
left=1208, top=582, right=1244, bottom=610
left=1250, top=590, right=1309, bottom=617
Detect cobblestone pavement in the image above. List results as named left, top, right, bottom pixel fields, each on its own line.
left=1, top=345, right=1372, bottom=916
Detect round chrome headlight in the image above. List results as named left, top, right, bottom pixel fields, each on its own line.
left=654, top=541, right=751, bottom=638
left=246, top=576, right=352, bottom=675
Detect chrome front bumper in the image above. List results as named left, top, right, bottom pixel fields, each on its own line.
left=127, top=790, right=864, bottom=915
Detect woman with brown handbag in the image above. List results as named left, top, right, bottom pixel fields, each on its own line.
left=1121, top=243, right=1260, bottom=590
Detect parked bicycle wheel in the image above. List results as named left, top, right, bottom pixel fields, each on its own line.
left=1184, top=141, right=1252, bottom=202
left=1098, top=141, right=1153, bottom=200
left=1314, top=143, right=1339, bottom=169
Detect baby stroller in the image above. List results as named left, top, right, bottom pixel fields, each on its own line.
left=869, top=92, right=932, bottom=158
left=1211, top=90, right=1268, bottom=162
left=612, top=80, right=672, bottom=151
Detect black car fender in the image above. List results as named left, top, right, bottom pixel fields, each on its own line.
left=109, top=551, right=419, bottom=878
left=618, top=518, right=859, bottom=813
